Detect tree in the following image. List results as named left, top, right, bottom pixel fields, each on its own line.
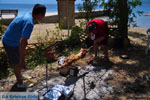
left=100, top=0, right=142, bottom=39
left=77, top=0, right=98, bottom=22
left=99, top=0, right=142, bottom=48
left=77, top=0, right=142, bottom=47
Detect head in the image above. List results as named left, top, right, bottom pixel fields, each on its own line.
left=87, top=21, right=96, bottom=33
left=32, top=4, right=46, bottom=22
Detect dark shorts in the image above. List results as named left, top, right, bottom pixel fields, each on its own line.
left=3, top=42, right=20, bottom=65
left=85, top=36, right=108, bottom=48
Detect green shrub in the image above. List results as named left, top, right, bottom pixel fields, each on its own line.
left=0, top=49, right=9, bottom=79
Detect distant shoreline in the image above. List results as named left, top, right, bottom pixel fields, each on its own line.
left=0, top=12, right=59, bottom=25
left=1, top=10, right=150, bottom=28
left=0, top=10, right=106, bottom=25
left=0, top=12, right=58, bottom=19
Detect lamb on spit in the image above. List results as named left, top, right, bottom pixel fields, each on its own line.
left=57, top=48, right=88, bottom=69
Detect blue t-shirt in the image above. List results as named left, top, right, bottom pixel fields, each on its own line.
left=2, top=13, right=34, bottom=46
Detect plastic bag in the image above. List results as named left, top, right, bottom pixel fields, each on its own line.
left=44, top=85, right=73, bottom=100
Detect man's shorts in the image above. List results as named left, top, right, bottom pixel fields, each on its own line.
left=3, top=42, right=20, bottom=65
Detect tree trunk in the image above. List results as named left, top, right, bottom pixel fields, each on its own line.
left=118, top=0, right=128, bottom=38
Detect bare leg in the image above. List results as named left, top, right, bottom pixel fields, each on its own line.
left=87, top=44, right=98, bottom=64
left=14, top=64, right=23, bottom=84
left=94, top=43, right=98, bottom=57
left=101, top=45, right=109, bottom=60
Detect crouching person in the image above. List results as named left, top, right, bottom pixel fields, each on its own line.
left=86, top=19, right=110, bottom=61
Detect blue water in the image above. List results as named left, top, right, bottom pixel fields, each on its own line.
left=0, top=4, right=58, bottom=15
left=133, top=4, right=150, bottom=28
left=0, top=2, right=150, bottom=28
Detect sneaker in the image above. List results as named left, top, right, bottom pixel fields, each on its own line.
left=17, top=82, right=30, bottom=88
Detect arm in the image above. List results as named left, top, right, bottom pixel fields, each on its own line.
left=93, top=36, right=105, bottom=57
left=19, top=37, right=28, bottom=67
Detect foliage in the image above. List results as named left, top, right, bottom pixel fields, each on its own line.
left=0, top=49, right=9, bottom=79
left=77, top=0, right=143, bottom=38
left=54, top=22, right=87, bottom=56
left=67, top=25, right=87, bottom=47
left=128, top=0, right=143, bottom=26
left=0, top=19, right=89, bottom=79
left=25, top=18, right=88, bottom=70
left=49, top=23, right=66, bottom=41
left=26, top=30, right=55, bottom=68
left=0, top=22, right=9, bottom=79
left=26, top=47, right=47, bottom=68
left=77, top=0, right=99, bottom=22
left=69, top=26, right=83, bottom=45
left=100, top=0, right=142, bottom=25
left=26, top=23, right=87, bottom=68
left=100, top=0, right=142, bottom=38
left=0, top=22, right=4, bottom=39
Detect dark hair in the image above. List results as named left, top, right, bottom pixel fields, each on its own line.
left=32, top=4, right=46, bottom=16
left=87, top=21, right=96, bottom=33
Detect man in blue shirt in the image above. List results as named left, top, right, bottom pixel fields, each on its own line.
left=2, top=4, right=46, bottom=88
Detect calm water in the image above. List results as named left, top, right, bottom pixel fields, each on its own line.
left=0, top=4, right=58, bottom=15
left=134, top=4, right=150, bottom=28
left=0, top=1, right=150, bottom=28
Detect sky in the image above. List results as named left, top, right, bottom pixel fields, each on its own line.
left=0, top=0, right=83, bottom=4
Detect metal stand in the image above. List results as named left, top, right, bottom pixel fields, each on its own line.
left=45, top=62, right=48, bottom=91
left=80, top=66, right=103, bottom=100
left=82, top=76, right=89, bottom=100
left=79, top=71, right=90, bottom=100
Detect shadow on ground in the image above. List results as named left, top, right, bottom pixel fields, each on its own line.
left=9, top=82, right=27, bottom=92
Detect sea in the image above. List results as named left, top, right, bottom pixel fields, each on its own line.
left=0, top=0, right=150, bottom=28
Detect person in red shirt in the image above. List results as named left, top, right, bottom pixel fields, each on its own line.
left=86, top=19, right=109, bottom=61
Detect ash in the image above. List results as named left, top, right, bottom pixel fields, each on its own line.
left=29, top=65, right=115, bottom=100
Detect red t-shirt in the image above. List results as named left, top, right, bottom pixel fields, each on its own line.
left=86, top=19, right=109, bottom=37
